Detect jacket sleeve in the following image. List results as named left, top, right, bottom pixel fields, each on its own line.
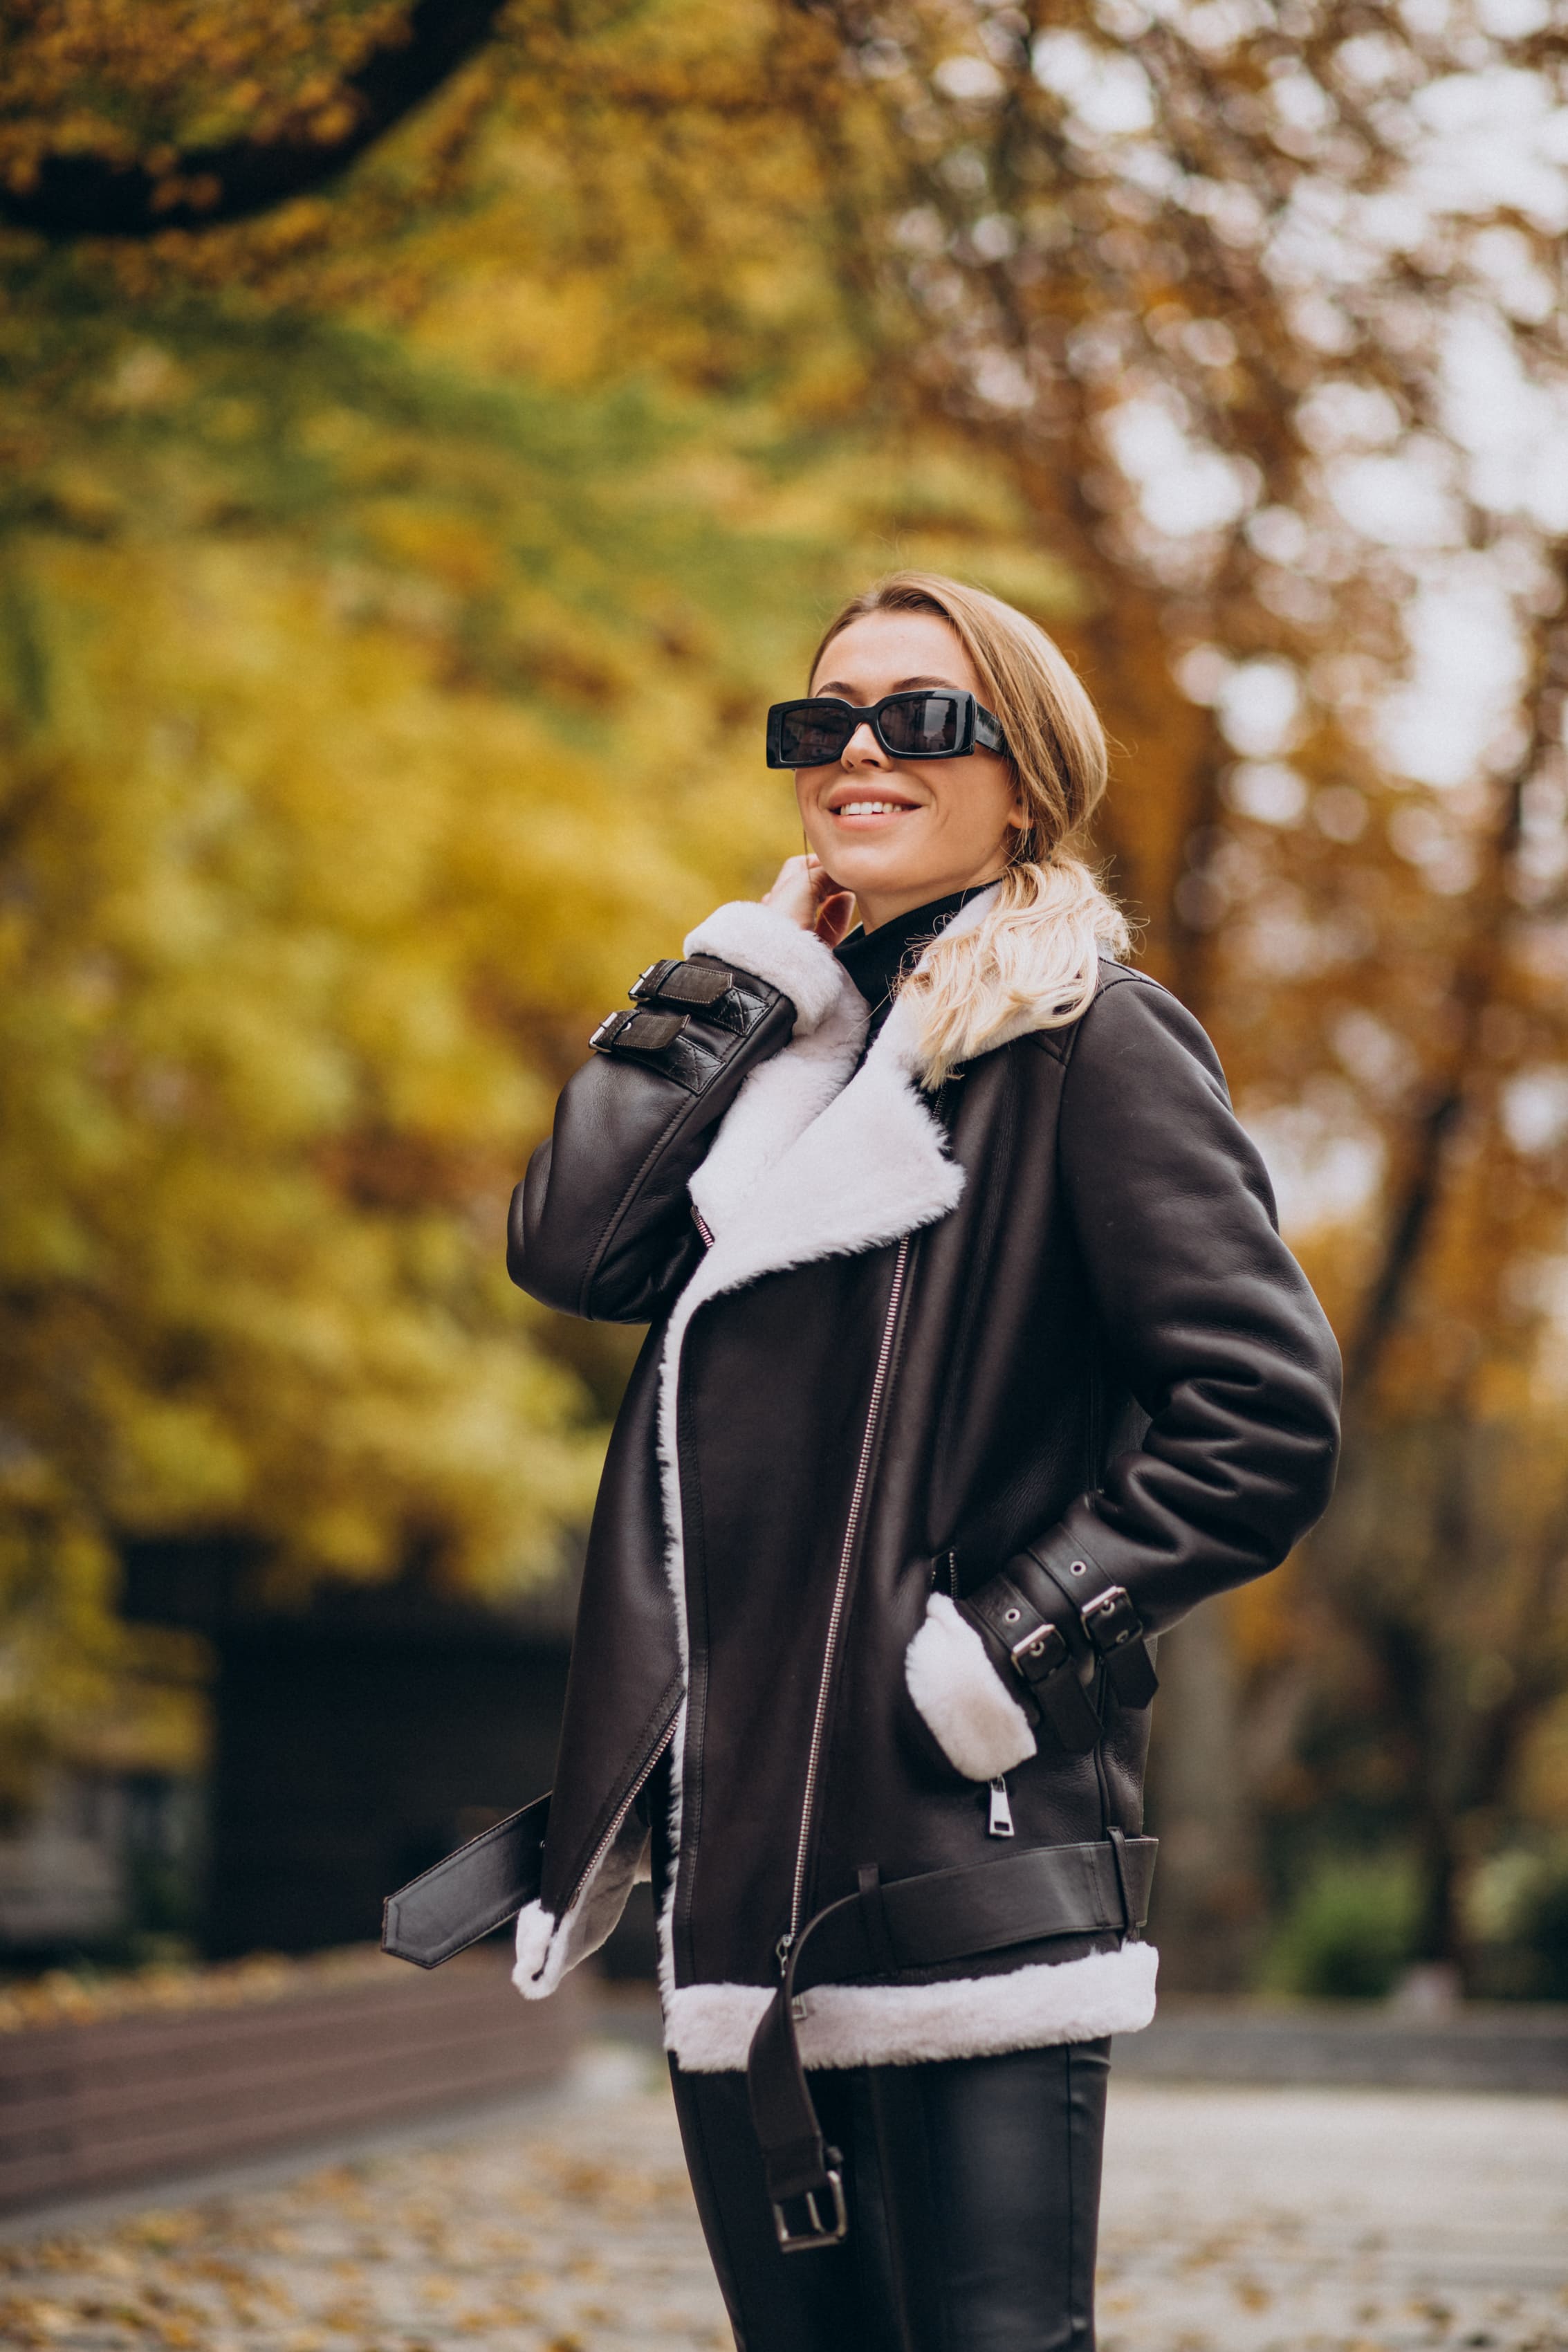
left=510, top=899, right=850, bottom=1324
left=954, top=968, right=1341, bottom=1738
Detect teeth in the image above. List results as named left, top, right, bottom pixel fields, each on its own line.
left=838, top=800, right=903, bottom=816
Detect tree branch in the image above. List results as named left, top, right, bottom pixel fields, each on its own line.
left=1344, top=571, right=1568, bottom=1410
left=0, top=0, right=508, bottom=239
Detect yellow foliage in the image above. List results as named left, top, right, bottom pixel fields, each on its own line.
left=0, top=2, right=1086, bottom=1781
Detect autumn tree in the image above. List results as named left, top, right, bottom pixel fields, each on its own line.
left=0, top=0, right=1078, bottom=1802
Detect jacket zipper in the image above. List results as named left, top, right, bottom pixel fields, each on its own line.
left=568, top=1715, right=676, bottom=1916
left=779, top=1233, right=912, bottom=1972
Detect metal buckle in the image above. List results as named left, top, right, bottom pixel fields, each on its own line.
left=629, top=960, right=674, bottom=1003
left=589, top=1009, right=630, bottom=1051
left=1008, top=1618, right=1069, bottom=1680
left=771, top=2169, right=848, bottom=2253
left=1081, top=1585, right=1141, bottom=1652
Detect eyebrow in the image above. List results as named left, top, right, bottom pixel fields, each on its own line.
left=810, top=673, right=966, bottom=699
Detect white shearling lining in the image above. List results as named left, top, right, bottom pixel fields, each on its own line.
left=511, top=1899, right=563, bottom=1999
left=684, top=900, right=847, bottom=1032
left=688, top=978, right=867, bottom=1239
left=511, top=1804, right=650, bottom=2001
left=905, top=1593, right=1038, bottom=1781
left=664, top=1941, right=1159, bottom=2073
left=651, top=917, right=975, bottom=2015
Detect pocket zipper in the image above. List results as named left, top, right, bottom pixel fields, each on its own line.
left=988, top=1776, right=1015, bottom=1838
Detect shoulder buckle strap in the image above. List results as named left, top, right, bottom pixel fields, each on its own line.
left=630, top=956, right=735, bottom=1008
left=589, top=1007, right=691, bottom=1056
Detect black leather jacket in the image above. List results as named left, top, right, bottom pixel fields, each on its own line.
left=506, top=895, right=1340, bottom=2072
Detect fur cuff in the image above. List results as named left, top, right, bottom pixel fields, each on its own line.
left=905, top=1593, right=1037, bottom=1781
left=684, top=901, right=848, bottom=1033
left=512, top=1899, right=566, bottom=2000
left=510, top=1803, right=650, bottom=2001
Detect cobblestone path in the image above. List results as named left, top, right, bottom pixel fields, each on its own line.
left=3, top=2045, right=1565, bottom=2351
left=1098, top=2079, right=1568, bottom=2352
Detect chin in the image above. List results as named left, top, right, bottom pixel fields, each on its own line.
left=816, top=844, right=928, bottom=893
left=857, top=865, right=943, bottom=903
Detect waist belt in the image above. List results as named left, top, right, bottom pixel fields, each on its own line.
left=746, top=1832, right=1156, bottom=2253
left=382, top=1792, right=551, bottom=1967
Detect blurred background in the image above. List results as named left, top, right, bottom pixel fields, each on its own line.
left=2, top=0, right=1567, bottom=2021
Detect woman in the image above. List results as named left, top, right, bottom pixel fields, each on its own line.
left=508, top=573, right=1340, bottom=2351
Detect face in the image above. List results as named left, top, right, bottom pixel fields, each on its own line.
left=796, top=611, right=1026, bottom=932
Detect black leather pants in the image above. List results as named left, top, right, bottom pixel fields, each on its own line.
left=669, top=2037, right=1110, bottom=2352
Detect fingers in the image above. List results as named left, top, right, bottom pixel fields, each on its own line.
left=763, top=852, right=850, bottom=935
left=813, top=889, right=856, bottom=947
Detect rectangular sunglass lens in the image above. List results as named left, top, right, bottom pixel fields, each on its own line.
left=780, top=702, right=854, bottom=765
left=881, top=693, right=962, bottom=755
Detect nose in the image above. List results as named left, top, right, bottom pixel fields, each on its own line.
left=840, top=722, right=889, bottom=771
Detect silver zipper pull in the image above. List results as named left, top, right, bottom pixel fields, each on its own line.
left=775, top=1931, right=795, bottom=1979
left=988, top=1777, right=1015, bottom=1838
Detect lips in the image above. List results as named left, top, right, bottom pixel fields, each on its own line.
left=825, top=788, right=919, bottom=819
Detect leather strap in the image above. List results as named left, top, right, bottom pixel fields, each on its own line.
left=589, top=1007, right=690, bottom=1057
left=628, top=953, right=761, bottom=1038
left=1024, top=1543, right=1159, bottom=1709
left=962, top=1574, right=1101, bottom=1752
left=856, top=1864, right=898, bottom=1976
left=746, top=1837, right=1156, bottom=2240
left=630, top=956, right=735, bottom=1009
left=381, top=1792, right=551, bottom=1968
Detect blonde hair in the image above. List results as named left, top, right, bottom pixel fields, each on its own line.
left=811, top=572, right=1130, bottom=1085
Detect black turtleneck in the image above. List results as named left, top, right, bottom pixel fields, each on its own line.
left=833, top=885, right=988, bottom=1047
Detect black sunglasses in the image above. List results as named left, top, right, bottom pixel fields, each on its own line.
left=766, top=688, right=1008, bottom=770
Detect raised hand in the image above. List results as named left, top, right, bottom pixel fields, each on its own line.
left=762, top=852, right=856, bottom=946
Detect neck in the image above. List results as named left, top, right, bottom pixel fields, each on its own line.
left=856, top=864, right=1007, bottom=935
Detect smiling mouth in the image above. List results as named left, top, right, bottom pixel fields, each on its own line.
left=829, top=798, right=916, bottom=820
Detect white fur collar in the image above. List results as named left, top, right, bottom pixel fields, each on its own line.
left=683, top=884, right=1002, bottom=1283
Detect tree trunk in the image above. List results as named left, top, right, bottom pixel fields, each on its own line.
left=1144, top=1606, right=1265, bottom=1992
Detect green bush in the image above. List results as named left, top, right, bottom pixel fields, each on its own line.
left=1467, top=1845, right=1568, bottom=2001
left=1527, top=1871, right=1568, bottom=2001
left=1262, top=1855, right=1421, bottom=2000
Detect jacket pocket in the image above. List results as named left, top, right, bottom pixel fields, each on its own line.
left=902, top=1589, right=1039, bottom=1783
